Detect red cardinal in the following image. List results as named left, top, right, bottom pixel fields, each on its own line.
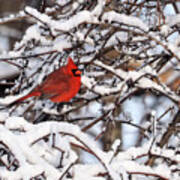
left=12, top=57, right=81, bottom=104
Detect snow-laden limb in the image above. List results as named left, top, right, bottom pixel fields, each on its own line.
left=0, top=126, right=62, bottom=179
left=116, top=140, right=180, bottom=164
left=0, top=94, right=26, bottom=106
left=0, top=164, right=45, bottom=180
left=0, top=116, right=80, bottom=179
left=0, top=11, right=26, bottom=25
left=0, top=125, right=27, bottom=166
left=112, top=160, right=171, bottom=180
left=81, top=75, right=125, bottom=96
left=73, top=140, right=177, bottom=180
left=113, top=140, right=179, bottom=180
left=165, top=14, right=180, bottom=28
left=73, top=161, right=171, bottom=180
left=143, top=30, right=180, bottom=62
left=0, top=115, right=124, bottom=180
left=82, top=60, right=180, bottom=104
left=151, top=147, right=180, bottom=164
left=102, top=11, right=148, bottom=32
left=0, top=113, right=179, bottom=179
left=24, top=1, right=148, bottom=35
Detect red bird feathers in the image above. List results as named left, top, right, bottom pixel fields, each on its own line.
left=13, top=57, right=81, bottom=104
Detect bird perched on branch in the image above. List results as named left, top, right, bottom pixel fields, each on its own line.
left=10, top=57, right=81, bottom=105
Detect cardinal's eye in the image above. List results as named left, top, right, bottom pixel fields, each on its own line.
left=72, top=69, right=82, bottom=77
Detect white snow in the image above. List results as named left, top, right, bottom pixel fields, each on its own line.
left=0, top=1, right=179, bottom=179
left=0, top=62, right=20, bottom=81
left=102, top=11, right=148, bottom=32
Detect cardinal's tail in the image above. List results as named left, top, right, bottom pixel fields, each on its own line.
left=16, top=91, right=41, bottom=103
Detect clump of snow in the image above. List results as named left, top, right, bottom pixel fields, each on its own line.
left=102, top=11, right=149, bottom=32
left=0, top=62, right=20, bottom=81
left=92, top=0, right=105, bottom=17
left=56, top=0, right=68, bottom=6
left=166, top=14, right=180, bottom=27
left=53, top=40, right=71, bottom=52
left=160, top=24, right=171, bottom=36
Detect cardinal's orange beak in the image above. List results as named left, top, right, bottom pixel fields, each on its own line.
left=72, top=69, right=82, bottom=77
left=75, top=70, right=82, bottom=75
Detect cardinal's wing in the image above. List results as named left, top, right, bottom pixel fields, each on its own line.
left=39, top=71, right=71, bottom=100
